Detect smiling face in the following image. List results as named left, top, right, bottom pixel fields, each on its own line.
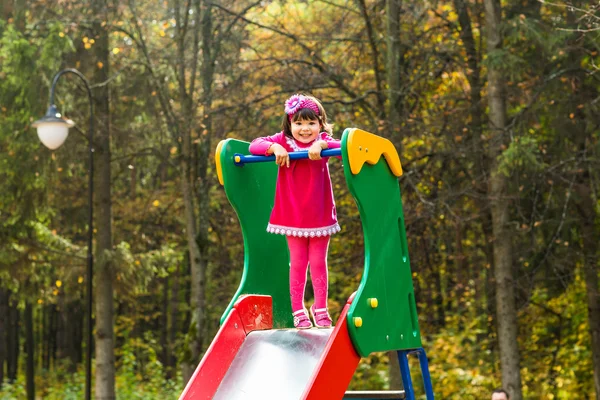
left=290, top=117, right=321, bottom=144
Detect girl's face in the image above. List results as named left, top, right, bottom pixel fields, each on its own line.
left=290, top=117, right=321, bottom=144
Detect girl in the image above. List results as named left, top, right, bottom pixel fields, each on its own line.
left=249, top=94, right=341, bottom=329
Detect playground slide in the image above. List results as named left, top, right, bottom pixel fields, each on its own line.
left=179, top=294, right=361, bottom=400
left=179, top=129, right=435, bottom=400
left=213, top=329, right=331, bottom=399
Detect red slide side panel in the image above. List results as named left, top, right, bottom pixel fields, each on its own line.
left=178, top=295, right=273, bottom=400
left=302, top=301, right=361, bottom=400
left=234, top=294, right=273, bottom=333
left=178, top=309, right=246, bottom=400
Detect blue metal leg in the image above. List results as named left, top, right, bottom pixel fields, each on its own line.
left=416, top=348, right=434, bottom=400
left=396, top=348, right=435, bottom=400
left=397, top=350, right=415, bottom=400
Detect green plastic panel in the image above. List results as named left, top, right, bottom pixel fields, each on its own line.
left=218, top=139, right=293, bottom=328
left=341, top=128, right=422, bottom=357
left=217, top=131, right=423, bottom=350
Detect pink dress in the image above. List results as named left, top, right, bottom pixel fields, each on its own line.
left=249, top=131, right=341, bottom=237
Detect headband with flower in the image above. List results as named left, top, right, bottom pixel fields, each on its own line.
left=284, top=94, right=320, bottom=120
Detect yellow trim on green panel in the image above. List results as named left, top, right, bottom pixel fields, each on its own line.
left=346, top=129, right=403, bottom=177
left=215, top=140, right=225, bottom=186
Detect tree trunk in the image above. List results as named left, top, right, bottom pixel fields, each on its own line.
left=386, top=0, right=403, bottom=139
left=388, top=351, right=402, bottom=390
left=92, top=1, right=115, bottom=397
left=453, top=0, right=484, bottom=152
left=180, top=99, right=203, bottom=382
left=37, top=303, right=42, bottom=369
left=0, top=287, right=7, bottom=388
left=433, top=257, right=445, bottom=328
left=484, top=0, right=522, bottom=398
left=130, top=164, right=136, bottom=199
left=452, top=0, right=494, bottom=340
left=160, top=277, right=169, bottom=371
left=173, top=0, right=202, bottom=383
left=167, top=265, right=179, bottom=377
left=25, top=303, right=35, bottom=400
left=181, top=0, right=215, bottom=383
left=196, top=0, right=215, bottom=348
left=482, top=212, right=497, bottom=342
left=42, top=305, right=51, bottom=370
left=575, top=180, right=600, bottom=399
left=455, top=220, right=466, bottom=323
left=356, top=0, right=386, bottom=115
left=57, top=296, right=79, bottom=372
left=566, top=1, right=600, bottom=396
left=50, top=305, right=58, bottom=369
left=7, top=300, right=19, bottom=382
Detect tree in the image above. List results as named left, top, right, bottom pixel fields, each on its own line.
left=562, top=3, right=600, bottom=396
left=89, top=0, right=115, bottom=397
left=484, top=0, right=523, bottom=397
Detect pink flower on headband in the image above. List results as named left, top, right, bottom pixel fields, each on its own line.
left=284, top=94, right=320, bottom=117
left=285, top=94, right=304, bottom=115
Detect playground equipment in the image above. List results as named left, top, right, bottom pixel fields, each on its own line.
left=179, top=129, right=434, bottom=400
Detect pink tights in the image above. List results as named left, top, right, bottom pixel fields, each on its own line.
left=286, top=235, right=330, bottom=313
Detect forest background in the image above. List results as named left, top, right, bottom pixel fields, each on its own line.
left=0, top=0, right=599, bottom=399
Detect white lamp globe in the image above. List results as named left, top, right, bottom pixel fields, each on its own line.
left=32, top=105, right=75, bottom=150
left=36, top=122, right=71, bottom=150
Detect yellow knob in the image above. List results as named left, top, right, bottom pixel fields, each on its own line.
left=354, top=317, right=363, bottom=328
left=369, top=298, right=378, bottom=308
left=234, top=155, right=241, bottom=163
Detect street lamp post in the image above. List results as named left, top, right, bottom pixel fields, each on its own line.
left=32, top=68, right=94, bottom=400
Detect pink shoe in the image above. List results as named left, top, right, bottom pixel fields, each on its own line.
left=293, top=309, right=313, bottom=329
left=310, top=305, right=332, bottom=328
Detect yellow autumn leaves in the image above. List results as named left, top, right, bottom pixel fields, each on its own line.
left=82, top=36, right=95, bottom=49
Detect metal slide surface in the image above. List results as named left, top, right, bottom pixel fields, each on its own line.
left=213, top=328, right=333, bottom=400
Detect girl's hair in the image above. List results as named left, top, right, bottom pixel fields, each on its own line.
left=281, top=94, right=333, bottom=137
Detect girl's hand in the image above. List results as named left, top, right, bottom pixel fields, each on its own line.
left=308, top=140, right=327, bottom=160
left=269, top=143, right=290, bottom=168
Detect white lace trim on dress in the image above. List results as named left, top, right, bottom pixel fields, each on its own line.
left=267, top=223, right=341, bottom=237
left=285, top=133, right=327, bottom=153
left=285, top=136, right=306, bottom=152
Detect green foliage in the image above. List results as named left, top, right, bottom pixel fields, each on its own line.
left=484, top=48, right=529, bottom=80
left=38, top=365, right=86, bottom=400
left=0, top=379, right=27, bottom=399
left=503, top=16, right=568, bottom=57
left=0, top=21, right=74, bottom=122
left=520, top=269, right=595, bottom=398
left=0, top=20, right=75, bottom=288
left=115, top=333, right=182, bottom=399
left=348, top=353, right=391, bottom=391
left=497, top=136, right=545, bottom=177
left=0, top=345, right=181, bottom=400
left=427, top=315, right=498, bottom=398
left=422, top=265, right=596, bottom=399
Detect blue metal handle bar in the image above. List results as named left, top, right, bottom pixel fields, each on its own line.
left=233, top=148, right=341, bottom=166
